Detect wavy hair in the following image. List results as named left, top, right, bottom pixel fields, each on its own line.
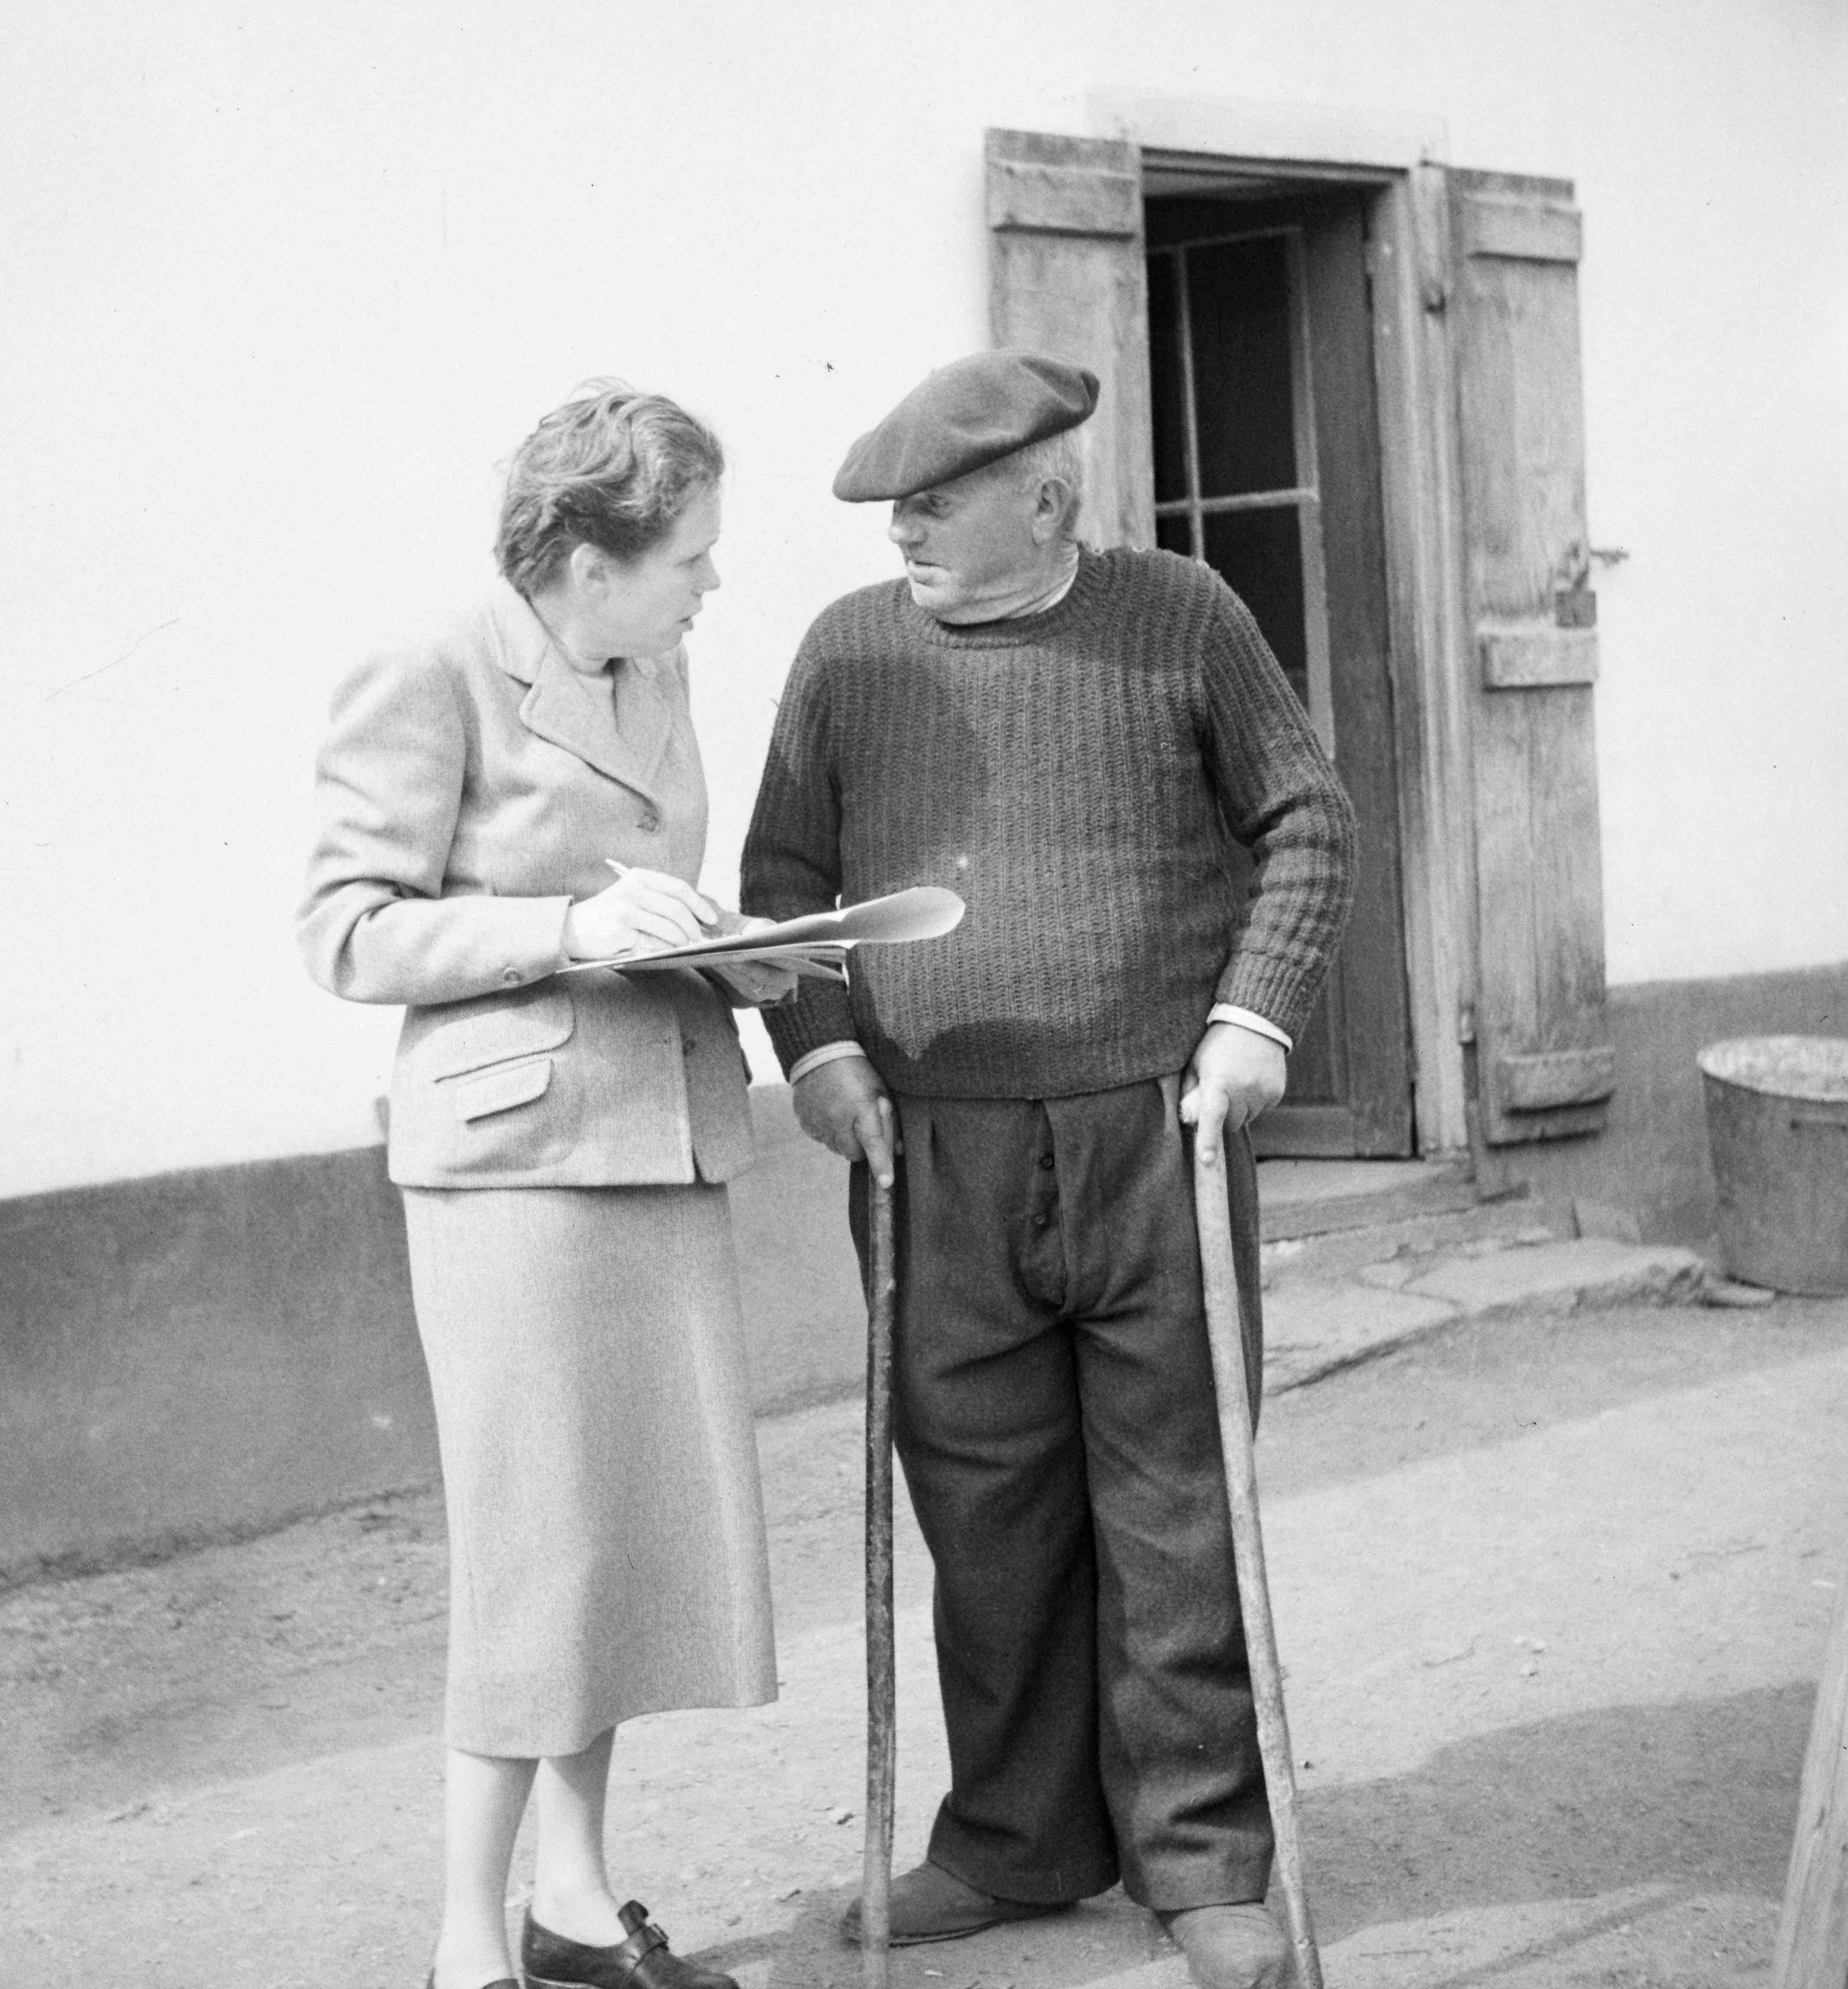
left=495, top=380, right=725, bottom=595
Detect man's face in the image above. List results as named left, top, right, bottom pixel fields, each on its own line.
left=887, top=465, right=1044, bottom=622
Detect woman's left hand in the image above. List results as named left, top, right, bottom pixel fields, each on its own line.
left=707, top=918, right=799, bottom=1006
left=709, top=957, right=800, bottom=1005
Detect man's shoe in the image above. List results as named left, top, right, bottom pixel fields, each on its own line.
left=840, top=1860, right=1071, bottom=1947
left=1157, top=1904, right=1291, bottom=1989
left=522, top=1902, right=738, bottom=1989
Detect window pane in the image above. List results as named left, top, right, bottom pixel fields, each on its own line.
left=1146, top=252, right=1188, bottom=504
left=1188, top=234, right=1296, bottom=498
left=1204, top=506, right=1308, bottom=708
left=1156, top=512, right=1192, bottom=557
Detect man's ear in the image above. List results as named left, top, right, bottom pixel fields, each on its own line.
left=1030, top=477, right=1073, bottom=544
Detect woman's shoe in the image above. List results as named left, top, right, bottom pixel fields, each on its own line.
left=521, top=1902, right=739, bottom=1989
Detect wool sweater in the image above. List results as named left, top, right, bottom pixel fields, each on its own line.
left=741, top=546, right=1357, bottom=1100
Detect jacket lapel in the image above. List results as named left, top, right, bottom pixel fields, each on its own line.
left=488, top=583, right=674, bottom=803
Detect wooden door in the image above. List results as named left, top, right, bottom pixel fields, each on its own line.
left=1145, top=192, right=1415, bottom=1156
left=1446, top=170, right=1616, bottom=1143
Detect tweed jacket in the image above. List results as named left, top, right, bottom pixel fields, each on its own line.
left=298, top=582, right=754, bottom=1189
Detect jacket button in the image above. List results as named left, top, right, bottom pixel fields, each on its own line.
left=501, top=969, right=522, bottom=986
left=682, top=1038, right=695, bottom=1058
left=639, top=810, right=661, bottom=833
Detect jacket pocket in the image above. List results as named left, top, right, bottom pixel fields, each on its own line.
left=450, top=1056, right=553, bottom=1123
left=416, top=985, right=575, bottom=1080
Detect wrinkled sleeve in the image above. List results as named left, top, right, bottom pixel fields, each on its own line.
left=297, top=649, right=571, bottom=1007
left=1198, top=587, right=1358, bottom=1043
left=739, top=645, right=859, bottom=1072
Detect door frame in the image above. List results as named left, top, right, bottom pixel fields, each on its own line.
left=1088, top=95, right=1483, bottom=1159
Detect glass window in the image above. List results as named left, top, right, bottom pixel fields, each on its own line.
left=1204, top=507, right=1309, bottom=708
left=1155, top=512, right=1193, bottom=557
left=1146, top=253, right=1188, bottom=507
left=1188, top=235, right=1297, bottom=499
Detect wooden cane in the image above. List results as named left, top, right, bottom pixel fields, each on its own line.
left=861, top=1151, right=898, bottom=1989
left=1194, top=1123, right=1326, bottom=1989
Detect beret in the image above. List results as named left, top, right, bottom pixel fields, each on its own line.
left=832, top=349, right=1100, bottom=503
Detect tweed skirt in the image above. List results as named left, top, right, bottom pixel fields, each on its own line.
left=402, top=1182, right=777, bottom=1757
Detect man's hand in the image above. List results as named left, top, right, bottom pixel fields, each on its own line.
left=792, top=1055, right=899, bottom=1188
left=1179, top=1021, right=1287, bottom=1168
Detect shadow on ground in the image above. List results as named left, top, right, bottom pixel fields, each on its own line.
left=1304, top=1682, right=1811, bottom=1944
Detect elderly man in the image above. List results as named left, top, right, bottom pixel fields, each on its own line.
left=741, top=350, right=1355, bottom=1989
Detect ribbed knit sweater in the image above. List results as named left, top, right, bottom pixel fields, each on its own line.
left=741, top=546, right=1357, bottom=1100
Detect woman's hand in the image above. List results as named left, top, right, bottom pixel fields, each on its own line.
left=708, top=958, right=801, bottom=1005
left=563, top=868, right=719, bottom=960
left=705, top=917, right=799, bottom=1005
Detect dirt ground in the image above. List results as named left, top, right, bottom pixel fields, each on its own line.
left=3, top=1294, right=1845, bottom=1988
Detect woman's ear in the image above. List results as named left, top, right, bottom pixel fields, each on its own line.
left=568, top=540, right=615, bottom=596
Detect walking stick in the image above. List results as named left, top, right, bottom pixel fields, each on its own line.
left=1194, top=1122, right=1326, bottom=1989
left=861, top=1147, right=898, bottom=1989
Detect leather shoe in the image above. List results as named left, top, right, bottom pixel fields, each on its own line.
left=521, top=1902, right=737, bottom=1989
left=1157, top=1904, right=1291, bottom=1989
left=840, top=1860, right=1071, bottom=1947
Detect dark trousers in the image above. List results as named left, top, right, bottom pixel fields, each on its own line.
left=851, top=1076, right=1272, bottom=1911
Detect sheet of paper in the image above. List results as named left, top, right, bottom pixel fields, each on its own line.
left=559, top=884, right=964, bottom=975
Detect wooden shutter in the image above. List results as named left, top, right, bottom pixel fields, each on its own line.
left=1447, top=169, right=1616, bottom=1143
left=986, top=129, right=1155, bottom=550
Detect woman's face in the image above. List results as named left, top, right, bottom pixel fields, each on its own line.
left=582, top=484, right=723, bottom=661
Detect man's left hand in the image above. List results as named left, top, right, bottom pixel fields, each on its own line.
left=1179, top=1021, right=1287, bottom=1168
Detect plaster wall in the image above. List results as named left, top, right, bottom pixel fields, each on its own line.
left=3, top=0, right=1845, bottom=1196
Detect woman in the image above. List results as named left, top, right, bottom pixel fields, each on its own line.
left=299, top=383, right=791, bottom=1989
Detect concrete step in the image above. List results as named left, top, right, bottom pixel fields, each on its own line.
left=1260, top=1192, right=1574, bottom=1290
left=1255, top=1157, right=1478, bottom=1241
left=1262, top=1235, right=1709, bottom=1394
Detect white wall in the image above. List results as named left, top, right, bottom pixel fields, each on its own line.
left=3, top=0, right=1843, bottom=1195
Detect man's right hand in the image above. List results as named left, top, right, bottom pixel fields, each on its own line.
left=792, top=1055, right=899, bottom=1188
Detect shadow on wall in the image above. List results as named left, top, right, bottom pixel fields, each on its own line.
left=0, top=1088, right=865, bottom=1588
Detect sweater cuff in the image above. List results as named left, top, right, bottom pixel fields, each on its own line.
left=1214, top=952, right=1323, bottom=1048
left=788, top=1040, right=870, bottom=1084
left=761, top=976, right=860, bottom=1076
left=1208, top=1003, right=1294, bottom=1054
